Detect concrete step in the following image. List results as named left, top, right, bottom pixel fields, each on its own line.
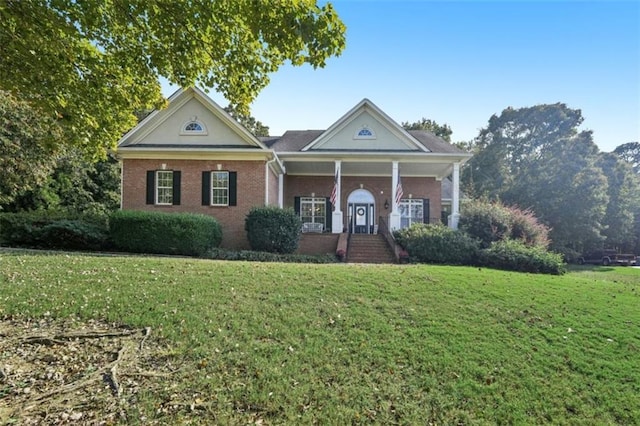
left=347, top=234, right=396, bottom=264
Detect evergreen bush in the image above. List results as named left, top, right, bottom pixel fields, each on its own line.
left=394, top=223, right=479, bottom=265
left=478, top=240, right=565, bottom=275
left=39, top=220, right=108, bottom=250
left=245, top=206, right=301, bottom=254
left=110, top=210, right=222, bottom=256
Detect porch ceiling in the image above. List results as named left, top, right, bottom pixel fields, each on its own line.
left=282, top=159, right=457, bottom=179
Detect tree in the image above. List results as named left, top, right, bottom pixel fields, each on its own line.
left=224, top=106, right=270, bottom=137
left=402, top=118, right=453, bottom=142
left=0, top=90, right=62, bottom=208
left=613, top=142, right=640, bottom=174
left=0, top=1, right=346, bottom=158
left=597, top=152, right=640, bottom=252
left=461, top=103, right=609, bottom=257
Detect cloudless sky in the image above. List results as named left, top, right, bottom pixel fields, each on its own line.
left=163, top=0, right=639, bottom=152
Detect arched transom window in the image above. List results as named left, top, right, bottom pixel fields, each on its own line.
left=181, top=118, right=207, bottom=135
left=354, top=125, right=376, bottom=140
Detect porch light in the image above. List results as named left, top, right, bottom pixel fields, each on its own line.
left=384, top=199, right=389, bottom=210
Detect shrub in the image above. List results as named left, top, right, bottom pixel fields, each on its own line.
left=394, top=223, right=480, bottom=265
left=460, top=199, right=550, bottom=248
left=39, top=220, right=108, bottom=251
left=245, top=206, right=301, bottom=254
left=110, top=210, right=222, bottom=257
left=207, top=248, right=337, bottom=263
left=460, top=200, right=512, bottom=248
left=478, top=240, right=565, bottom=275
left=0, top=210, right=109, bottom=249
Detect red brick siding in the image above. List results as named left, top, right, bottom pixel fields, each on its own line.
left=267, top=167, right=279, bottom=206
left=121, top=159, right=267, bottom=249
left=284, top=175, right=441, bottom=228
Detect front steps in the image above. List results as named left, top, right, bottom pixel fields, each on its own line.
left=347, top=234, right=396, bottom=264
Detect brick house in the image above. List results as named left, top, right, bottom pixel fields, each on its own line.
left=117, top=87, right=471, bottom=249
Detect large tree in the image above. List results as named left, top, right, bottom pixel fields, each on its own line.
left=224, top=105, right=270, bottom=137
left=0, top=90, right=62, bottom=208
left=402, top=118, right=453, bottom=143
left=0, top=1, right=345, bottom=157
left=462, top=103, right=610, bottom=256
left=613, top=142, right=640, bottom=174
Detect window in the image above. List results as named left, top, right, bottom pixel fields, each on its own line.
left=181, top=120, right=207, bottom=135
left=399, top=198, right=424, bottom=228
left=354, top=125, right=376, bottom=139
left=146, top=170, right=181, bottom=206
left=201, top=171, right=237, bottom=206
left=211, top=171, right=229, bottom=206
left=156, top=171, right=173, bottom=204
left=300, top=197, right=327, bottom=229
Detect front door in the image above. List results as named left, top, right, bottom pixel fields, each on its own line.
left=353, top=203, right=370, bottom=234
left=347, top=188, right=376, bottom=234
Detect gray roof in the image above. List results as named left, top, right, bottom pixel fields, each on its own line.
left=266, top=129, right=465, bottom=154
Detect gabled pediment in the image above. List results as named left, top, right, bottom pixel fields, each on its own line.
left=118, top=87, right=268, bottom=150
left=302, top=99, right=430, bottom=152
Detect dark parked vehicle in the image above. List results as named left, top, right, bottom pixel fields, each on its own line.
left=577, top=249, right=637, bottom=266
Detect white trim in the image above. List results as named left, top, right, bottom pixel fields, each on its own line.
left=301, top=99, right=429, bottom=152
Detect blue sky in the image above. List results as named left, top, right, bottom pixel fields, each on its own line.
left=163, top=0, right=639, bottom=152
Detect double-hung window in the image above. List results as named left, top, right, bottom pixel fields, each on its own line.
left=146, top=170, right=181, bottom=206
left=202, top=171, right=237, bottom=206
left=399, top=198, right=425, bottom=228
left=211, top=171, right=229, bottom=206
left=300, top=197, right=326, bottom=228
left=156, top=171, right=174, bottom=205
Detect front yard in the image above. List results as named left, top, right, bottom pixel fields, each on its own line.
left=1, top=251, right=638, bottom=424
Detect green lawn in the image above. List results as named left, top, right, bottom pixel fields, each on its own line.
left=1, top=250, right=638, bottom=424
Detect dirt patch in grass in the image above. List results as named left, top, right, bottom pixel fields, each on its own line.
left=0, top=316, right=176, bottom=425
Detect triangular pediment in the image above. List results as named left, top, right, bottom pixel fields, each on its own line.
left=302, top=99, right=429, bottom=152
left=118, top=87, right=267, bottom=150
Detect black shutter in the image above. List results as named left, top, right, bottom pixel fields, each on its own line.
left=202, top=171, right=211, bottom=206
left=423, top=199, right=430, bottom=224
left=172, top=171, right=181, bottom=205
left=228, top=172, right=237, bottom=206
left=294, top=196, right=301, bottom=215
left=146, top=171, right=155, bottom=205
left=325, top=198, right=332, bottom=232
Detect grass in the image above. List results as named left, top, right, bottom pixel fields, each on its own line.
left=1, top=250, right=639, bottom=424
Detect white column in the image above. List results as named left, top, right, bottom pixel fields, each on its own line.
left=389, top=161, right=401, bottom=230
left=278, top=173, right=284, bottom=208
left=450, top=162, right=461, bottom=229
left=331, top=160, right=343, bottom=233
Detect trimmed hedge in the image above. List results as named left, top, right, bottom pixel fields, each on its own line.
left=110, top=210, right=222, bottom=257
left=478, top=240, right=565, bottom=275
left=245, top=206, right=301, bottom=254
left=207, top=248, right=337, bottom=263
left=394, top=223, right=480, bottom=265
left=0, top=211, right=109, bottom=250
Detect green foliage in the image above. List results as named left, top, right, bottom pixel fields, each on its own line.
left=0, top=90, right=62, bottom=207
left=0, top=1, right=345, bottom=158
left=460, top=199, right=550, bottom=248
left=0, top=211, right=109, bottom=250
left=207, top=248, right=337, bottom=263
left=110, top=210, right=222, bottom=257
left=394, top=223, right=480, bottom=265
left=402, top=117, right=453, bottom=142
left=224, top=105, right=270, bottom=137
left=614, top=141, right=640, bottom=174
left=4, top=150, right=121, bottom=215
left=461, top=103, right=611, bottom=257
left=245, top=206, right=302, bottom=254
left=478, top=240, right=566, bottom=275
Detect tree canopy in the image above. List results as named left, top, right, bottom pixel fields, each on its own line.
left=460, top=103, right=639, bottom=256
left=0, top=90, right=62, bottom=208
left=402, top=118, right=453, bottom=143
left=614, top=142, right=640, bottom=174
left=224, top=105, right=270, bottom=137
left=0, top=1, right=346, bottom=157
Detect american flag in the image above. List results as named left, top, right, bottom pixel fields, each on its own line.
left=395, top=173, right=404, bottom=205
left=330, top=169, right=338, bottom=206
